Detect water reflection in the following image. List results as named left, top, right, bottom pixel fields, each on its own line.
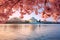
left=0, top=24, right=60, bottom=40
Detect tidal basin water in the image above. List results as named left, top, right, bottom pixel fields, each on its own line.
left=0, top=24, right=60, bottom=40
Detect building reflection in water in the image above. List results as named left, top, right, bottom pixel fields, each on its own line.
left=0, top=24, right=40, bottom=40
left=0, top=24, right=60, bottom=40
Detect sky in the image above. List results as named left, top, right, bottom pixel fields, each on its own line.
left=9, top=8, right=60, bottom=22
